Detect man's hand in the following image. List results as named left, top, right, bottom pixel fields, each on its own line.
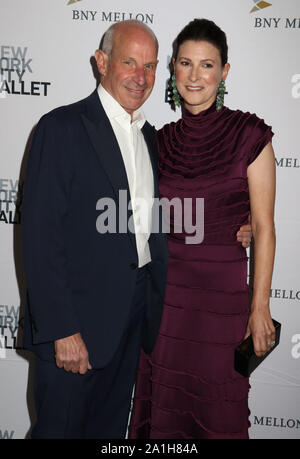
left=54, top=333, right=92, bottom=374
left=236, top=223, right=252, bottom=248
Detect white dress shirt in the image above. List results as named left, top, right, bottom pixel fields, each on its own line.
left=97, top=84, right=154, bottom=268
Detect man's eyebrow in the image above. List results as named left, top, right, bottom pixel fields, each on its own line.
left=123, top=56, right=158, bottom=65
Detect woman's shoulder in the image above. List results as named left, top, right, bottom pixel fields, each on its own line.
left=225, top=107, right=274, bottom=165
left=225, top=106, right=272, bottom=134
left=156, top=118, right=179, bottom=132
left=156, top=118, right=181, bottom=142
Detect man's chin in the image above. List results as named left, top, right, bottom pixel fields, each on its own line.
left=122, top=98, right=147, bottom=114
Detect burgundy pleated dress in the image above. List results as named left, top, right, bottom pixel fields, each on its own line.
left=129, top=103, right=273, bottom=439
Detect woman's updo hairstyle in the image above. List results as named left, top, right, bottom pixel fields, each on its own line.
left=172, top=18, right=228, bottom=66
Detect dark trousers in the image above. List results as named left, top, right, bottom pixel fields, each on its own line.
left=31, top=268, right=147, bottom=439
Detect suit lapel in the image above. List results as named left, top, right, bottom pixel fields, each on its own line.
left=80, top=90, right=136, bottom=252
left=141, top=122, right=160, bottom=199
left=141, top=122, right=167, bottom=244
left=81, top=90, right=131, bottom=201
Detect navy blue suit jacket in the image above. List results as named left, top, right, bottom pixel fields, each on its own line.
left=21, top=90, right=168, bottom=368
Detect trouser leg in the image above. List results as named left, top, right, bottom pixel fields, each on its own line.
left=31, top=268, right=147, bottom=439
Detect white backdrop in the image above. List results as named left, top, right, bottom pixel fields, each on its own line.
left=0, top=0, right=299, bottom=439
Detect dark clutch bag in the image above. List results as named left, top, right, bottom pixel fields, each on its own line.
left=234, top=319, right=281, bottom=377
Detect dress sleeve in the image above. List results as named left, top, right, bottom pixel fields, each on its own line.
left=247, top=116, right=274, bottom=166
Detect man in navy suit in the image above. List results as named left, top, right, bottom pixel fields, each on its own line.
left=21, top=20, right=168, bottom=438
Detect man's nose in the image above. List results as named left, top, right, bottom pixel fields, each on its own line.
left=133, top=66, right=146, bottom=86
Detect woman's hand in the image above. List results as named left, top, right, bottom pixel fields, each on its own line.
left=244, top=308, right=276, bottom=357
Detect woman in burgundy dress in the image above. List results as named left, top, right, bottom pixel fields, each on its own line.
left=130, top=19, right=276, bottom=439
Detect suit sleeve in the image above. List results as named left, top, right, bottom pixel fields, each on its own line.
left=21, top=113, right=80, bottom=344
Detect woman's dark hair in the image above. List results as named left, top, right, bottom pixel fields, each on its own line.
left=172, top=18, right=228, bottom=66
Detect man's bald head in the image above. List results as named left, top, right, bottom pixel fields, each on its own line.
left=100, top=20, right=159, bottom=58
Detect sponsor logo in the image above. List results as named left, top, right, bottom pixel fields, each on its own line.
left=67, top=0, right=154, bottom=24
left=250, top=1, right=272, bottom=14
left=71, top=10, right=154, bottom=24
left=275, top=158, right=300, bottom=168
left=250, top=2, right=300, bottom=29
left=254, top=416, right=300, bottom=429
left=0, top=46, right=51, bottom=98
left=0, top=178, right=22, bottom=225
left=254, top=17, right=300, bottom=29
left=270, top=289, right=300, bottom=300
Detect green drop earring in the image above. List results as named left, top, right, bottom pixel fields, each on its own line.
left=216, top=79, right=227, bottom=111
left=171, top=74, right=181, bottom=108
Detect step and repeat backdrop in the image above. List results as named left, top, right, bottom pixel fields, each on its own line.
left=0, top=0, right=299, bottom=439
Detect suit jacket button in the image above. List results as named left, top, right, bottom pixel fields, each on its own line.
left=130, top=263, right=138, bottom=270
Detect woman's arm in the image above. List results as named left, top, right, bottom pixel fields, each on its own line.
left=246, top=141, right=276, bottom=356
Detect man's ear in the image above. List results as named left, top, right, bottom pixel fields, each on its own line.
left=94, top=49, right=109, bottom=76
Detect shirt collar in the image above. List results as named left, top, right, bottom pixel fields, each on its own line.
left=97, top=84, right=146, bottom=131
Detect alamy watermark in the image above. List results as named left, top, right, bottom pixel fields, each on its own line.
left=96, top=190, right=204, bottom=244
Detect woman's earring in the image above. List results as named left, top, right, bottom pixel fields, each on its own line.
left=216, top=79, right=227, bottom=111
left=171, top=74, right=181, bottom=108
